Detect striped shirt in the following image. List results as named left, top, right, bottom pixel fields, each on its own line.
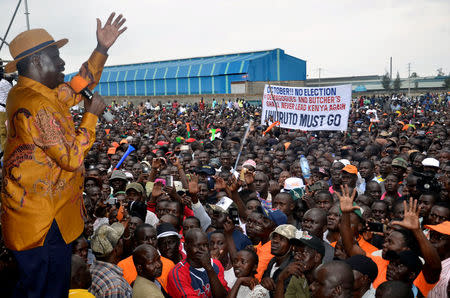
left=427, top=257, right=450, bottom=298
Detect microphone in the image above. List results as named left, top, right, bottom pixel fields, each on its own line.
left=69, top=75, right=114, bottom=122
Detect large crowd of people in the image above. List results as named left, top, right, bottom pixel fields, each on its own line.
left=2, top=57, right=450, bottom=297
left=50, top=92, right=450, bottom=297
left=1, top=8, right=448, bottom=298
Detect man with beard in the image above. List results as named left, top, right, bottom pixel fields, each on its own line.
left=384, top=250, right=423, bottom=296
left=338, top=184, right=441, bottom=296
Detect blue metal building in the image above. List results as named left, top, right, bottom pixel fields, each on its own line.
left=66, top=48, right=306, bottom=96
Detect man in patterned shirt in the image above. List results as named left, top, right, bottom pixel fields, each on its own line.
left=90, top=223, right=132, bottom=298
left=1, top=12, right=126, bottom=297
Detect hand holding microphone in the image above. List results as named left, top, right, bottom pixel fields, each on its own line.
left=84, top=92, right=106, bottom=117
left=69, top=75, right=114, bottom=122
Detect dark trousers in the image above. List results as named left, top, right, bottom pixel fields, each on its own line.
left=12, top=220, right=72, bottom=298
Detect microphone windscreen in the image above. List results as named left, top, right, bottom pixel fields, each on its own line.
left=69, top=75, right=89, bottom=93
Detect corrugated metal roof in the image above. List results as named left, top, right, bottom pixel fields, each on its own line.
left=67, top=49, right=282, bottom=82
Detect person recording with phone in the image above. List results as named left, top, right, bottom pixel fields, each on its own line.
left=1, top=12, right=126, bottom=297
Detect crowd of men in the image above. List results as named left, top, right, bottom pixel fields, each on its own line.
left=1, top=89, right=450, bottom=297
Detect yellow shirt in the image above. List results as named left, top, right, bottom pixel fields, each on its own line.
left=68, top=289, right=95, bottom=297
left=1, top=51, right=107, bottom=251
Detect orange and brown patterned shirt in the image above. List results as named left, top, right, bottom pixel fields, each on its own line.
left=1, top=51, right=107, bottom=251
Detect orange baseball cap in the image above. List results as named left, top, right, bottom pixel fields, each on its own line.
left=425, top=221, right=450, bottom=235
left=342, top=164, right=358, bottom=175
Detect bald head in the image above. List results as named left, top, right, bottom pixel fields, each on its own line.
left=302, top=208, right=327, bottom=238
left=133, top=244, right=158, bottom=267
left=376, top=281, right=413, bottom=298
left=311, top=261, right=354, bottom=298
left=185, top=228, right=206, bottom=245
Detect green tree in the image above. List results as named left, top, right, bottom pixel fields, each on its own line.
left=393, top=72, right=401, bottom=91
left=443, top=77, right=450, bottom=89
left=381, top=72, right=391, bottom=91
left=410, top=72, right=418, bottom=78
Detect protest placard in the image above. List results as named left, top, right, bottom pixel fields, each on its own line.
left=261, top=84, right=352, bottom=131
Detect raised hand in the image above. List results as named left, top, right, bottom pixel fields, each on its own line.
left=151, top=158, right=162, bottom=170
left=96, top=12, right=127, bottom=54
left=226, top=175, right=241, bottom=194
left=244, top=170, right=255, bottom=185
left=214, top=176, right=227, bottom=191
left=152, top=182, right=163, bottom=198
left=336, top=185, right=359, bottom=213
left=169, top=156, right=182, bottom=168
left=188, top=174, right=199, bottom=194
left=391, top=198, right=420, bottom=231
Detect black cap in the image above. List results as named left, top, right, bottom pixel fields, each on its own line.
left=385, top=250, right=423, bottom=276
left=290, top=230, right=325, bottom=256
left=196, top=165, right=216, bottom=176
left=345, top=254, right=379, bottom=283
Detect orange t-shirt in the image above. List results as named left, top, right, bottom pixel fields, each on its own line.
left=255, top=240, right=273, bottom=281
left=117, top=254, right=175, bottom=292
left=357, top=236, right=378, bottom=256
left=370, top=255, right=437, bottom=296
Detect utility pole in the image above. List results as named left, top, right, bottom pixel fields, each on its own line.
left=408, top=63, right=411, bottom=97
left=390, top=57, right=392, bottom=80
left=318, top=67, right=321, bottom=86
left=24, top=0, right=30, bottom=30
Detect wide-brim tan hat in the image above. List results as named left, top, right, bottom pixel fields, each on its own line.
left=5, top=28, right=68, bottom=73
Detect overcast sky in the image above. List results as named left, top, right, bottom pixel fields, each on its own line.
left=1, top=0, right=449, bottom=78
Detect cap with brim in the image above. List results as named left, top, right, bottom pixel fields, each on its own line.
left=270, top=224, right=297, bottom=240
left=125, top=182, right=144, bottom=194
left=5, top=28, right=68, bottom=73
left=425, top=221, right=450, bottom=235
left=290, top=230, right=325, bottom=256
left=109, top=170, right=128, bottom=181
left=422, top=158, right=439, bottom=168
left=197, top=165, right=216, bottom=176
left=342, top=164, right=358, bottom=175
left=156, top=222, right=181, bottom=239
left=255, top=206, right=287, bottom=226
left=385, top=250, right=423, bottom=276
left=391, top=157, right=408, bottom=169
left=345, top=254, right=379, bottom=283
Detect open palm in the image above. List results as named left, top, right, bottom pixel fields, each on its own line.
left=96, top=12, right=127, bottom=51
left=336, top=185, right=359, bottom=213
left=391, top=198, right=420, bottom=231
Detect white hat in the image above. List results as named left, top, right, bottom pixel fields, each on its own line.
left=422, top=158, right=439, bottom=168
left=283, top=177, right=305, bottom=191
